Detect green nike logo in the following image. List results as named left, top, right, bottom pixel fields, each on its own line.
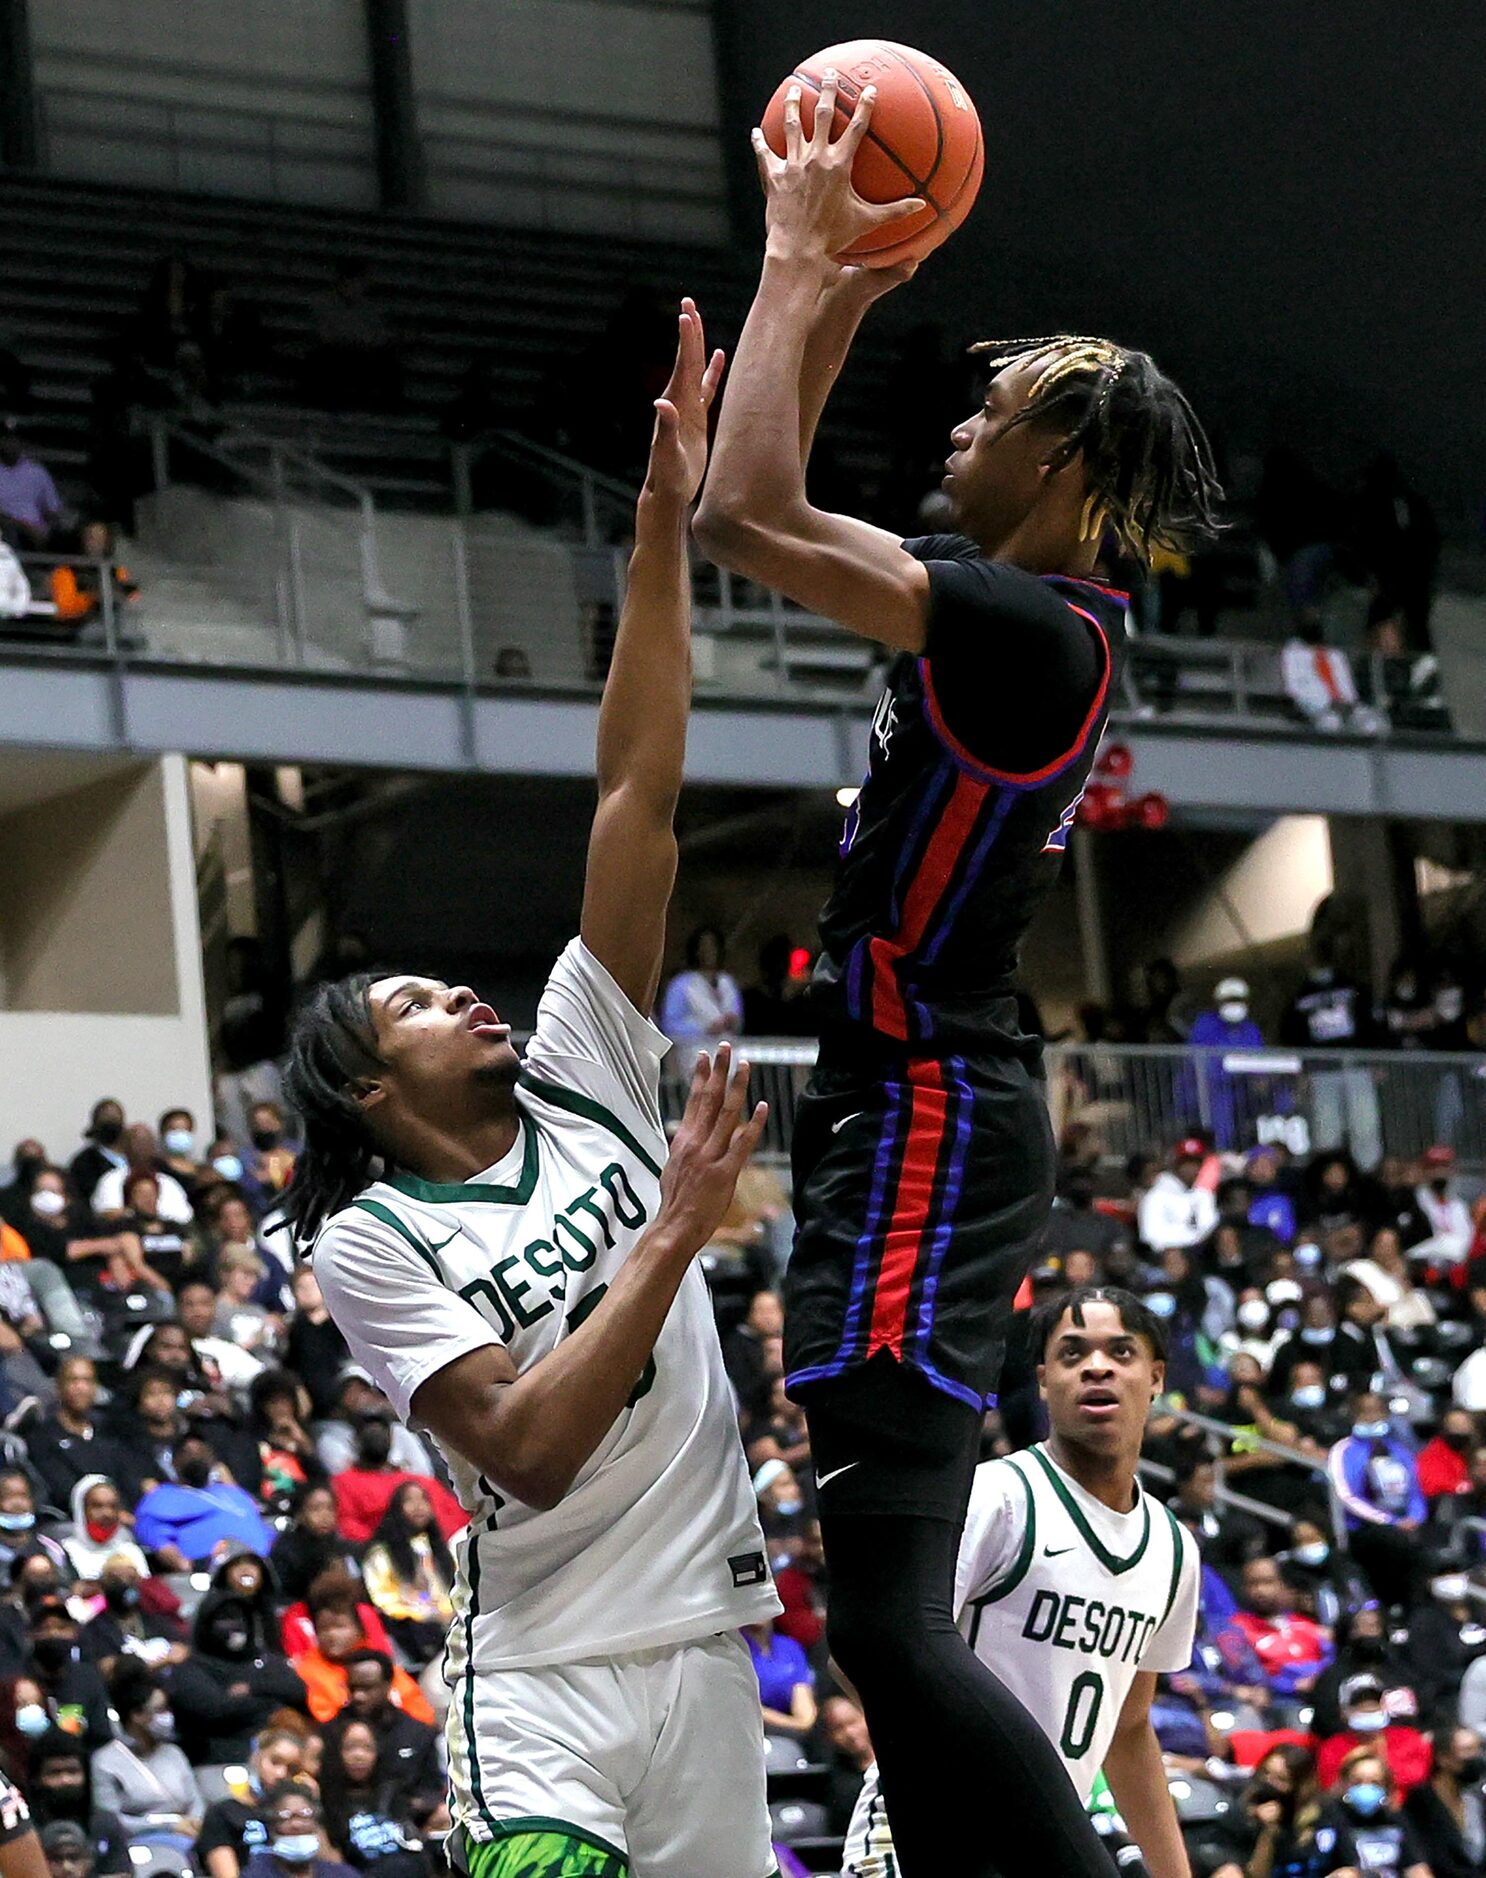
left=425, top=1228, right=462, bottom=1254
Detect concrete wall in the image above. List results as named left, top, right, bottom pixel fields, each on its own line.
left=0, top=755, right=213, bottom=1158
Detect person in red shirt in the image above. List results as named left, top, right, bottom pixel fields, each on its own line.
left=1231, top=1556, right=1334, bottom=1699
left=329, top=1413, right=466, bottom=1545
left=1415, top=1407, right=1476, bottom=1503
left=1317, top=1673, right=1432, bottom=1795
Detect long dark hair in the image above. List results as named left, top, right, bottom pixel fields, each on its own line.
left=368, top=1481, right=454, bottom=1591
left=281, top=973, right=383, bottom=1241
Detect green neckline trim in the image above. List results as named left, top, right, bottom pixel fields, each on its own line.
left=518, top=1070, right=662, bottom=1178
left=1030, top=1444, right=1151, bottom=1575
left=351, top=1198, right=444, bottom=1278
left=387, top=1114, right=538, bottom=1205
left=978, top=1456, right=1037, bottom=1605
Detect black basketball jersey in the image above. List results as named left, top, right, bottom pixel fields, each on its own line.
left=814, top=535, right=1128, bottom=1058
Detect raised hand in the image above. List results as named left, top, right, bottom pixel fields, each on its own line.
left=657, top=1042, right=769, bottom=1250
left=645, top=297, right=726, bottom=506
left=751, top=71, right=925, bottom=267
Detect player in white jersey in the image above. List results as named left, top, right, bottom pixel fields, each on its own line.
left=845, top=1286, right=1200, bottom=1878
left=284, top=305, right=785, bottom=1878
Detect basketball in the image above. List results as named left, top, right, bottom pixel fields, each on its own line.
left=761, top=39, right=983, bottom=268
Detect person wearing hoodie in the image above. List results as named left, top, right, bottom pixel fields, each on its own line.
left=25, top=1731, right=128, bottom=1878
left=167, top=1585, right=307, bottom=1764
left=132, top=1437, right=272, bottom=1571
left=1138, top=1138, right=1218, bottom=1254
left=59, top=1480, right=147, bottom=1587
left=78, top=1557, right=186, bottom=1678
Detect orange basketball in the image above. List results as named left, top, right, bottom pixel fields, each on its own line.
left=762, top=39, right=983, bottom=268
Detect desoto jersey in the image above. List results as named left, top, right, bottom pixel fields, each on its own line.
left=314, top=938, right=780, bottom=1673
left=846, top=1442, right=1198, bottom=1875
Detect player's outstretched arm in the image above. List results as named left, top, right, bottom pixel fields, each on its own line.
left=410, top=1047, right=766, bottom=1511
left=580, top=301, right=724, bottom=1014
left=1102, top=1674, right=1192, bottom=1878
left=694, top=74, right=932, bottom=652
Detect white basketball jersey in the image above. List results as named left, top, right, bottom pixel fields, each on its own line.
left=314, top=938, right=780, bottom=1673
left=846, top=1442, right=1198, bottom=1876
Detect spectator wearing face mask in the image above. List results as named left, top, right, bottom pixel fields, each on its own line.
left=0, top=1476, right=67, bottom=1584
left=312, top=1371, right=435, bottom=1480
left=1408, top=1571, right=1486, bottom=1726
left=243, top=1784, right=354, bottom=1878
left=1222, top=1286, right=1290, bottom=1372
left=168, top=1589, right=307, bottom=1764
left=1416, top=1410, right=1479, bottom=1503
left=1434, top=1445, right=1486, bottom=1567
left=61, top=1477, right=146, bottom=1588
left=132, top=1437, right=272, bottom=1571
left=1139, top=1138, right=1219, bottom=1253
left=1415, top=1147, right=1474, bottom=1268
left=92, top=1668, right=201, bottom=1849
left=1316, top=1746, right=1431, bottom=1878
left=1404, top=1724, right=1486, bottom=1878
left=1187, top=979, right=1267, bottom=1149
left=1276, top=1515, right=1371, bottom=1629
left=196, top=1726, right=305, bottom=1878
left=1317, top=1676, right=1432, bottom=1795
left=79, top=1558, right=186, bottom=1678
left=1329, top=1390, right=1427, bottom=1608
left=66, top=1106, right=126, bottom=1216
left=89, top=1126, right=193, bottom=1227
left=26, top=1730, right=128, bottom=1878
left=26, top=1598, right=111, bottom=1751
left=328, top=1416, right=464, bottom=1548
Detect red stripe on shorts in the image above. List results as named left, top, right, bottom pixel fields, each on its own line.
left=865, top=1058, right=953, bottom=1359
left=867, top=770, right=988, bottom=1038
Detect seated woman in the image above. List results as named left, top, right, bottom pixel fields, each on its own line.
left=62, top=1476, right=148, bottom=1589
left=1316, top=1745, right=1431, bottom=1878
left=270, top=1485, right=358, bottom=1608
left=249, top=1372, right=325, bottom=1514
left=197, top=1725, right=305, bottom=1878
left=319, top=1720, right=433, bottom=1878
left=288, top=1575, right=432, bottom=1728
left=116, top=1172, right=194, bottom=1294
left=744, top=1615, right=816, bottom=1740
left=359, top=1485, right=454, bottom=1670
left=91, top=1666, right=202, bottom=1852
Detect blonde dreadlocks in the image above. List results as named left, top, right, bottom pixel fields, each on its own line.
left=969, top=334, right=1224, bottom=564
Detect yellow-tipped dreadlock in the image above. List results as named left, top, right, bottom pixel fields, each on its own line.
left=968, top=333, right=1224, bottom=565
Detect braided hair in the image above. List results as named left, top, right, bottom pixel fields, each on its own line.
left=281, top=972, right=384, bottom=1243
left=969, top=334, right=1224, bottom=563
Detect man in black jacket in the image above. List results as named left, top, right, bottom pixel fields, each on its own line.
left=320, top=1651, right=442, bottom=1824
left=167, top=1591, right=307, bottom=1764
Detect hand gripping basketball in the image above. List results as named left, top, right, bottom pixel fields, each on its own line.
left=751, top=72, right=926, bottom=269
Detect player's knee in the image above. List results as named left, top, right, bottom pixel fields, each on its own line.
left=826, top=1590, right=924, bottom=1692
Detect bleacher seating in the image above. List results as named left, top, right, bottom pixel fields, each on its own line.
left=0, top=174, right=901, bottom=516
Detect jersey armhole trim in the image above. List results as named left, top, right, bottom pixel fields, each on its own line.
left=976, top=1458, right=1037, bottom=1606
left=1029, top=1444, right=1151, bottom=1575
left=517, top=1070, right=663, bottom=1178
left=1158, top=1506, right=1189, bottom=1631
left=385, top=1117, right=539, bottom=1206
left=350, top=1198, right=446, bottom=1280
left=915, top=601, right=1112, bottom=790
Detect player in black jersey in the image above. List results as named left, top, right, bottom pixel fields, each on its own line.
left=694, top=79, right=1221, bottom=1878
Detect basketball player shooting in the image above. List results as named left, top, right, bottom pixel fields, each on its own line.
left=694, top=73, right=1222, bottom=1878
left=844, top=1287, right=1199, bottom=1878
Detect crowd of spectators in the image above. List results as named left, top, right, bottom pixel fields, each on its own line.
left=0, top=1098, right=458, bottom=1878
left=6, top=1035, right=1486, bottom=1874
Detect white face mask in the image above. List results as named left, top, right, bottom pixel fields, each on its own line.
left=1294, top=1541, right=1330, bottom=1568
left=30, top=1189, right=65, bottom=1218
left=1433, top=1576, right=1471, bottom=1604
left=1349, top=1710, right=1388, bottom=1735
left=1237, top=1300, right=1271, bottom=1332
left=1219, top=1001, right=1249, bottom=1025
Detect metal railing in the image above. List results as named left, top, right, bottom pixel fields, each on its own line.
left=1159, top=1405, right=1348, bottom=1548
left=654, top=1038, right=1486, bottom=1175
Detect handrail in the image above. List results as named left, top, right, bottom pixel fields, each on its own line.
left=1138, top=1455, right=1294, bottom=1531
left=1158, top=1403, right=1347, bottom=1548
left=451, top=431, right=641, bottom=544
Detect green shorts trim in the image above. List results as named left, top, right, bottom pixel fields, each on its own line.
left=462, top=1820, right=629, bottom=1877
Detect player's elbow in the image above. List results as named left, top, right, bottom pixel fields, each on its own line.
left=691, top=498, right=749, bottom=568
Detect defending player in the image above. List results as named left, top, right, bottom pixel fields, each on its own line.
left=844, top=1286, right=1199, bottom=1878
left=694, top=77, right=1222, bottom=1878
left=288, top=304, right=784, bottom=1878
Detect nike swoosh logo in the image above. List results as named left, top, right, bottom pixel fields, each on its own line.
left=425, top=1228, right=462, bottom=1254
left=816, top=1462, right=860, bottom=1490
left=1043, top=1545, right=1075, bottom=1558
left=832, top=1111, right=866, bottom=1135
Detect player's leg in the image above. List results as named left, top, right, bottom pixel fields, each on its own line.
left=810, top=1361, right=1114, bottom=1878
left=446, top=1654, right=637, bottom=1878
left=785, top=1059, right=1114, bottom=1878
left=459, top=1829, right=628, bottom=1877
left=621, top=1633, right=778, bottom=1878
